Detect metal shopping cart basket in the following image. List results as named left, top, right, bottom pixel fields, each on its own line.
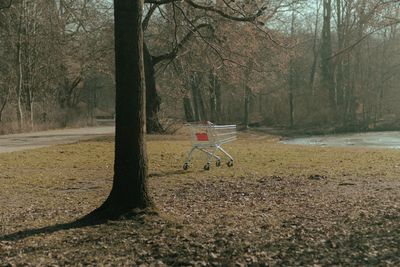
left=183, top=121, right=237, bottom=170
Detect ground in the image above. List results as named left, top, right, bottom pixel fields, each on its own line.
left=0, top=131, right=399, bottom=266
left=0, top=126, right=114, bottom=153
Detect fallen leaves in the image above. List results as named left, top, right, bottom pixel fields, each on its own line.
left=0, top=135, right=399, bottom=265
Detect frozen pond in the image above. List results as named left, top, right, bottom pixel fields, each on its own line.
left=282, top=131, right=400, bottom=149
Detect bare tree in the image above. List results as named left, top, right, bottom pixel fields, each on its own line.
left=320, top=0, right=335, bottom=112
left=85, top=0, right=152, bottom=220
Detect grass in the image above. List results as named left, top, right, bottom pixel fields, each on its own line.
left=0, top=131, right=399, bottom=266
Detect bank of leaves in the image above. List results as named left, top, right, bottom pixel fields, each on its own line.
left=0, top=133, right=399, bottom=266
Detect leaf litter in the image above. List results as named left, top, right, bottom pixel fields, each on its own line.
left=0, top=132, right=399, bottom=266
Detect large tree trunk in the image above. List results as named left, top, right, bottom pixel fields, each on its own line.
left=210, top=86, right=217, bottom=123
left=29, top=92, right=34, bottom=130
left=309, top=0, right=320, bottom=95
left=243, top=85, right=250, bottom=129
left=0, top=87, right=10, bottom=123
left=144, top=43, right=163, bottom=133
left=190, top=72, right=206, bottom=121
left=190, top=74, right=200, bottom=121
left=288, top=88, right=294, bottom=128
left=320, top=0, right=336, bottom=115
left=288, top=12, right=295, bottom=128
left=346, top=1, right=366, bottom=129
left=86, top=0, right=152, bottom=220
left=183, top=96, right=195, bottom=122
left=16, top=1, right=25, bottom=131
left=215, top=81, right=222, bottom=122
left=209, top=70, right=221, bottom=123
left=335, top=0, right=344, bottom=111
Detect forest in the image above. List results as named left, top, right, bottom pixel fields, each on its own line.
left=1, top=1, right=400, bottom=266
left=1, top=0, right=399, bottom=134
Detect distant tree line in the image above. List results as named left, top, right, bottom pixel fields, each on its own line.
left=1, top=0, right=399, bottom=135
left=0, top=0, right=114, bottom=133
left=149, top=0, right=400, bottom=132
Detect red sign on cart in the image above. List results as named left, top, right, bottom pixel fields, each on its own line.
left=196, top=133, right=209, bottom=141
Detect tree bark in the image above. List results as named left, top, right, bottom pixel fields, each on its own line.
left=209, top=70, right=221, bottom=123
left=243, top=60, right=253, bottom=128
left=0, top=87, right=10, bottom=123
left=16, top=0, right=25, bottom=131
left=215, top=80, right=222, bottom=123
left=190, top=73, right=200, bottom=121
left=183, top=95, right=195, bottom=122
left=244, top=85, right=250, bottom=129
left=197, top=87, right=206, bottom=121
left=144, top=43, right=163, bottom=133
left=86, top=0, right=152, bottom=221
left=288, top=89, right=294, bottom=128
left=210, top=75, right=217, bottom=123
left=320, top=0, right=336, bottom=113
left=29, top=92, right=34, bottom=130
left=288, top=11, right=295, bottom=128
left=190, top=72, right=206, bottom=121
left=309, top=0, right=320, bottom=96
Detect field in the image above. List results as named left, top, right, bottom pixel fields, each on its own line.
left=0, top=131, right=399, bottom=266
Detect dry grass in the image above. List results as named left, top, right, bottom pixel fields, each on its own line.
left=0, top=131, right=399, bottom=266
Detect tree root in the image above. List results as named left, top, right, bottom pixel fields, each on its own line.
left=77, top=204, right=158, bottom=225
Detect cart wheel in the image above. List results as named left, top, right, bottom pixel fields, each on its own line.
left=227, top=160, right=234, bottom=167
left=183, top=163, right=189, bottom=170
left=204, top=163, right=210, bottom=171
left=216, top=160, right=221, bottom=167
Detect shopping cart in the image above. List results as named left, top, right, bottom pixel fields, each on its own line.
left=183, top=121, right=237, bottom=170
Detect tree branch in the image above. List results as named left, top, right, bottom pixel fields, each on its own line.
left=152, top=23, right=214, bottom=65
left=143, top=4, right=157, bottom=31
left=145, top=0, right=267, bottom=22
left=145, top=0, right=178, bottom=4
left=0, top=0, right=12, bottom=10
left=328, top=20, right=400, bottom=60
left=183, top=0, right=266, bottom=22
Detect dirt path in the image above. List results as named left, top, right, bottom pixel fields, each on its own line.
left=0, top=126, right=114, bottom=153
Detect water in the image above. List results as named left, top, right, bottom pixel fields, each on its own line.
left=282, top=131, right=400, bottom=149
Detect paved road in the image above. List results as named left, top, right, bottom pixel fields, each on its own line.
left=0, top=126, right=115, bottom=153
